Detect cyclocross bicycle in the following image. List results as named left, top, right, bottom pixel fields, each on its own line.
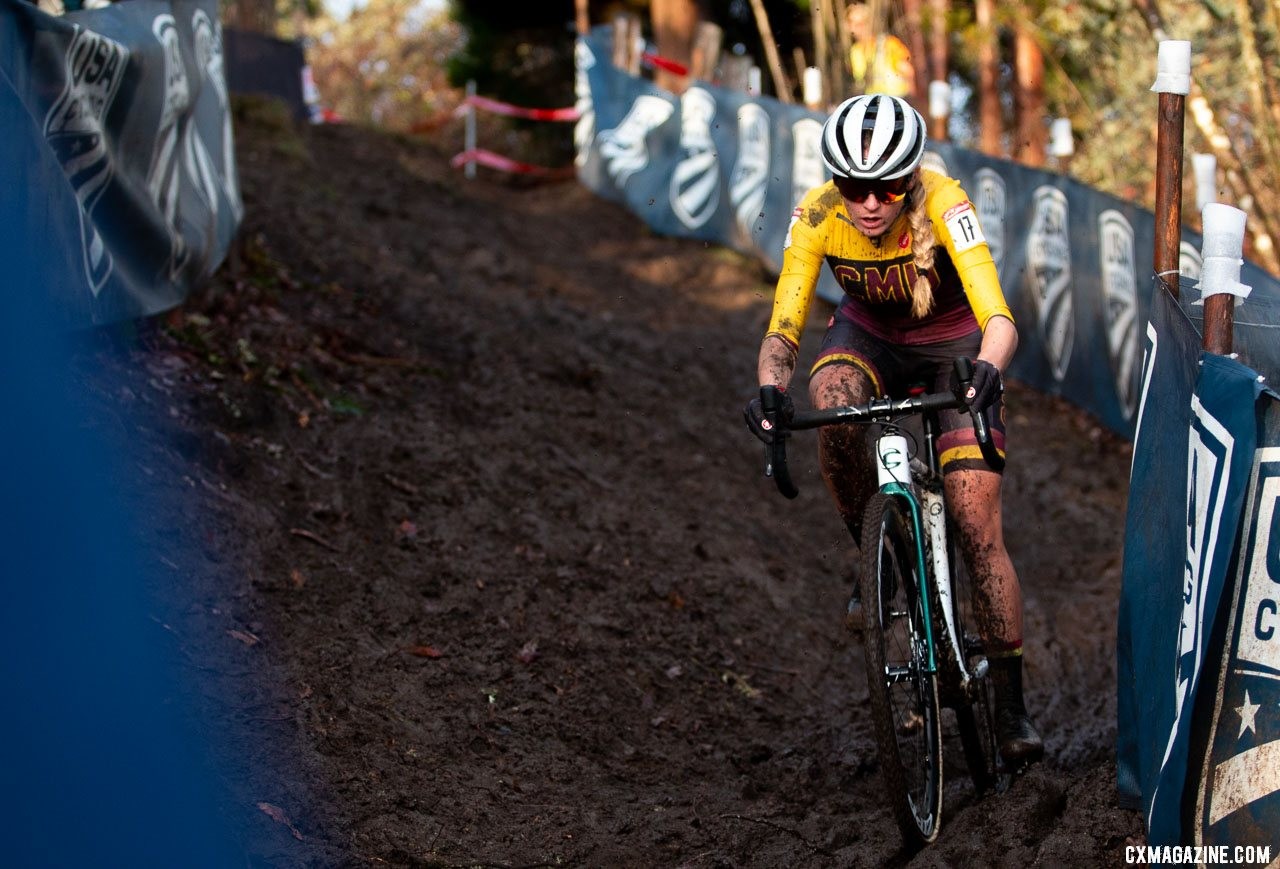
left=757, top=357, right=1007, bottom=849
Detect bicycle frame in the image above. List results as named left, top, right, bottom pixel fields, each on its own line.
left=758, top=360, right=1005, bottom=693
left=874, top=414, right=979, bottom=691
left=755, top=360, right=1009, bottom=842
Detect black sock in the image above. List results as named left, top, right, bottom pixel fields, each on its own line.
left=989, top=654, right=1027, bottom=716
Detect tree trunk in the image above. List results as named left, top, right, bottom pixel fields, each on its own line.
left=811, top=0, right=829, bottom=103
left=975, top=0, right=1002, bottom=156
left=1012, top=24, right=1045, bottom=166
left=221, top=0, right=276, bottom=34
left=1234, top=0, right=1280, bottom=187
left=900, top=0, right=930, bottom=110
left=927, top=0, right=948, bottom=85
left=746, top=0, right=793, bottom=102
left=650, top=0, right=698, bottom=94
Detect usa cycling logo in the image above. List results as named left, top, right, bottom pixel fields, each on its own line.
left=43, top=28, right=130, bottom=297
left=730, top=103, right=769, bottom=239
left=1150, top=396, right=1234, bottom=830
left=1197, top=448, right=1280, bottom=848
left=790, top=118, right=824, bottom=210
left=191, top=10, right=243, bottom=223
left=148, top=14, right=198, bottom=280
left=670, top=87, right=719, bottom=229
left=1099, top=210, right=1139, bottom=420
left=1026, top=187, right=1074, bottom=381
left=974, top=168, right=1006, bottom=273
left=598, top=95, right=675, bottom=188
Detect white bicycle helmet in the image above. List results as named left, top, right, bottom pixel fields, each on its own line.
left=821, top=94, right=926, bottom=180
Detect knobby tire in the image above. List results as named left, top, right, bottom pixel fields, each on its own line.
left=859, top=492, right=943, bottom=849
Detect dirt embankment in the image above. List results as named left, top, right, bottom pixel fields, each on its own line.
left=89, top=99, right=1145, bottom=867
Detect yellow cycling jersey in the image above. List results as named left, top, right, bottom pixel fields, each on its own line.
left=765, top=169, right=1012, bottom=350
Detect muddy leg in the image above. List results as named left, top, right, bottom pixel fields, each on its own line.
left=808, top=365, right=878, bottom=539
left=946, top=468, right=1044, bottom=766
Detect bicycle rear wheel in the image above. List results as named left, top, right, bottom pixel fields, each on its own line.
left=859, top=492, right=943, bottom=849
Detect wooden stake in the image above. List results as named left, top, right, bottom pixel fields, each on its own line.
left=747, top=0, right=793, bottom=103
left=1154, top=91, right=1185, bottom=299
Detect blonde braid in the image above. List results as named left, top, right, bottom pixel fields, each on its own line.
left=905, top=171, right=936, bottom=318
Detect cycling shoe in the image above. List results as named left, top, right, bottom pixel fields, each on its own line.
left=996, top=708, right=1045, bottom=767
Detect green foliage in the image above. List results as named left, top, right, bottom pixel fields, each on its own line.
left=301, top=0, right=464, bottom=130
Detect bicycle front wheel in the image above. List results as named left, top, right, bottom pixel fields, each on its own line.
left=860, top=492, right=943, bottom=849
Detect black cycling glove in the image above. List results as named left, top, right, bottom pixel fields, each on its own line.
left=950, top=358, right=1003, bottom=413
left=744, top=386, right=794, bottom=444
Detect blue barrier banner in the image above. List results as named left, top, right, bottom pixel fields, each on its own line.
left=1118, top=286, right=1266, bottom=845
left=0, top=0, right=241, bottom=328
left=1195, top=392, right=1280, bottom=857
left=1117, top=285, right=1203, bottom=811
left=574, top=27, right=1280, bottom=439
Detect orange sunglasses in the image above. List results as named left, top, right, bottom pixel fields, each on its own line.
left=834, top=175, right=910, bottom=204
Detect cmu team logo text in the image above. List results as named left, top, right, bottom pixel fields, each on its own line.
left=834, top=259, right=928, bottom=305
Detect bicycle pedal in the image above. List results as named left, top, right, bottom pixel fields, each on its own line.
left=970, top=656, right=989, bottom=679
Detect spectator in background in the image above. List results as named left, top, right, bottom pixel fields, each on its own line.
left=845, top=1, right=916, bottom=101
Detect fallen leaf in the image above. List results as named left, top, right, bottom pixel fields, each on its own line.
left=405, top=645, right=443, bottom=658
left=396, top=519, right=418, bottom=540
left=257, top=802, right=304, bottom=840
left=228, top=629, right=260, bottom=646
left=721, top=670, right=761, bottom=700
left=289, top=568, right=306, bottom=589
left=516, top=640, right=539, bottom=664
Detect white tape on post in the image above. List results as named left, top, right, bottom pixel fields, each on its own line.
left=747, top=66, right=762, bottom=97
left=1197, top=203, right=1251, bottom=305
left=928, top=80, right=950, bottom=120
left=1150, top=40, right=1191, bottom=95
left=1049, top=117, right=1074, bottom=157
left=803, top=66, right=823, bottom=109
left=1193, top=153, right=1218, bottom=211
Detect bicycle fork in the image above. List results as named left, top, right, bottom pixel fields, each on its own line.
left=919, top=487, right=987, bottom=689
left=874, top=431, right=937, bottom=677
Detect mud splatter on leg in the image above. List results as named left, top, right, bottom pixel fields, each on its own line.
left=810, top=366, right=876, bottom=542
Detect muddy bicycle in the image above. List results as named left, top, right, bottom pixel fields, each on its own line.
left=757, top=358, right=1008, bottom=849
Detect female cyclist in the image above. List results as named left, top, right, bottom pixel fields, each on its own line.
left=744, top=94, right=1043, bottom=767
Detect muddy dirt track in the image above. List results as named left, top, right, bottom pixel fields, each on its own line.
left=86, top=100, right=1147, bottom=866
